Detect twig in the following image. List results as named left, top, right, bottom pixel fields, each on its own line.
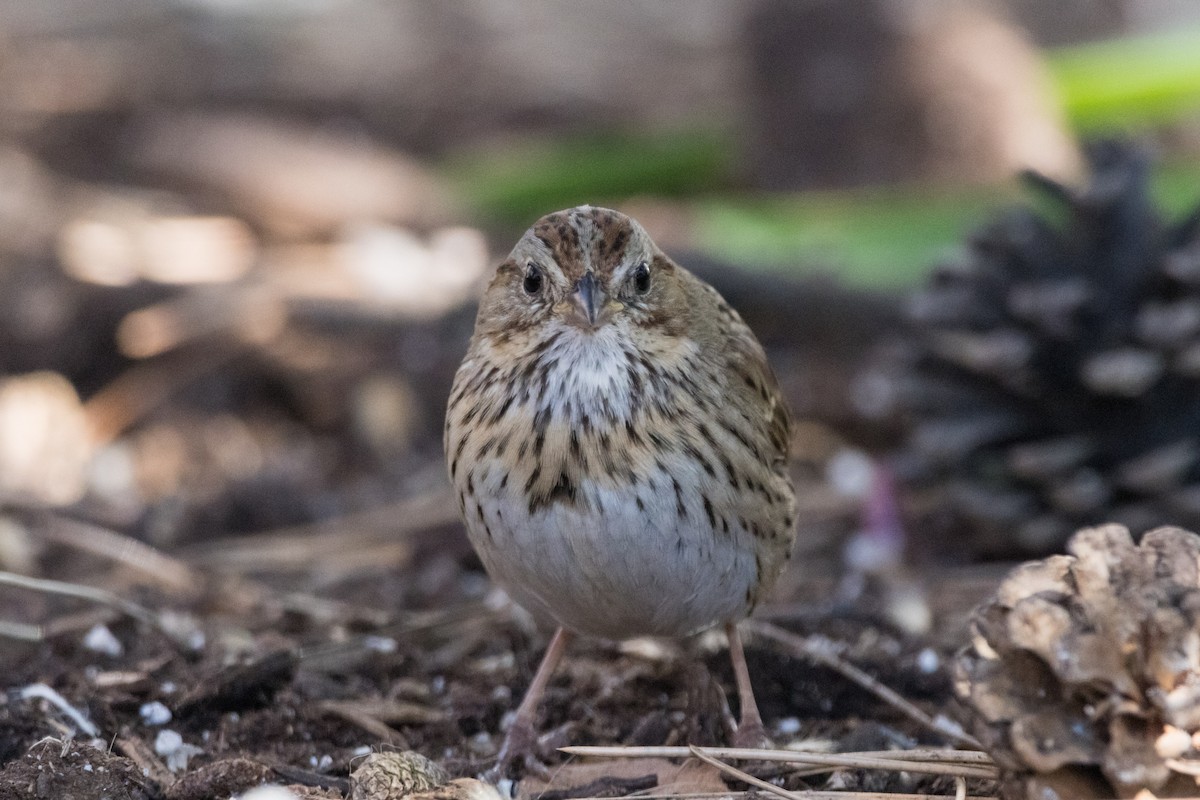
left=789, top=750, right=992, bottom=764
left=781, top=751, right=990, bottom=780
left=115, top=735, right=176, bottom=787
left=687, top=745, right=803, bottom=800
left=183, top=487, right=457, bottom=571
left=33, top=512, right=199, bottom=594
left=0, top=571, right=158, bottom=628
left=0, top=620, right=43, bottom=641
left=0, top=570, right=184, bottom=645
left=277, top=591, right=393, bottom=627
left=14, top=683, right=100, bottom=737
left=535, top=773, right=658, bottom=800
left=318, top=700, right=410, bottom=747
left=1166, top=757, right=1200, bottom=776
left=741, top=620, right=983, bottom=750
left=557, top=746, right=997, bottom=780
left=558, top=792, right=992, bottom=800
left=556, top=794, right=742, bottom=800
left=321, top=697, right=442, bottom=725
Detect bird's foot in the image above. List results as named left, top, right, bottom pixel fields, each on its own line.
left=486, top=719, right=552, bottom=783
left=732, top=718, right=772, bottom=750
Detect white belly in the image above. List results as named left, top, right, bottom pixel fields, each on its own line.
left=466, top=460, right=758, bottom=640
left=449, top=324, right=787, bottom=640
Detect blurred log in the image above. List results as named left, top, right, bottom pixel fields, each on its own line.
left=0, top=258, right=177, bottom=397
left=127, top=112, right=457, bottom=238
left=116, top=285, right=285, bottom=359
left=0, top=2, right=182, bottom=136
left=83, top=340, right=247, bottom=445
left=992, top=0, right=1125, bottom=46
left=59, top=185, right=256, bottom=286
left=0, top=371, right=91, bottom=505
left=0, top=1, right=743, bottom=149
left=742, top=0, right=1081, bottom=189
left=0, top=145, right=62, bottom=256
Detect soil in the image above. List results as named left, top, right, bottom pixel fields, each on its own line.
left=0, top=472, right=1006, bottom=799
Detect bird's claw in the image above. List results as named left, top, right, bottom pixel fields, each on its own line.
left=487, top=718, right=553, bottom=782
left=732, top=719, right=772, bottom=750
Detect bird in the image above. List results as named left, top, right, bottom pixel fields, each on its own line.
left=444, top=205, right=797, bottom=773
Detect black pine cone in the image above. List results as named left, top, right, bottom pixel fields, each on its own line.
left=860, top=142, right=1200, bottom=558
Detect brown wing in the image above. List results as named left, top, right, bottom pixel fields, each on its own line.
left=684, top=273, right=797, bottom=602
left=692, top=278, right=791, bottom=470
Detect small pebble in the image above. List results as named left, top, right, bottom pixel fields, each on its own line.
left=139, top=701, right=172, bottom=726
left=363, top=635, right=397, bottom=653
left=460, top=572, right=490, bottom=598
left=619, top=637, right=670, bottom=660
left=154, top=729, right=183, bottom=756
left=154, top=729, right=203, bottom=772
left=83, top=624, right=123, bottom=657
left=159, top=610, right=207, bottom=652
left=1156, top=725, right=1192, bottom=759
left=238, top=787, right=301, bottom=800
left=827, top=448, right=873, bottom=497
left=916, top=647, right=941, bottom=674
left=466, top=730, right=494, bottom=757
left=154, top=729, right=182, bottom=755
left=776, top=717, right=802, bottom=736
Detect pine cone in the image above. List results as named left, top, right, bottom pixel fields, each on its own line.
left=955, top=524, right=1200, bottom=798
left=350, top=752, right=447, bottom=799
left=859, top=142, right=1200, bottom=557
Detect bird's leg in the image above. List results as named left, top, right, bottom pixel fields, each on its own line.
left=492, top=627, right=574, bottom=777
left=726, top=622, right=770, bottom=748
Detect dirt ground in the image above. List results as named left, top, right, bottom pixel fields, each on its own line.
left=0, top=177, right=1010, bottom=796
left=0, top=451, right=1008, bottom=799
left=0, top=79, right=999, bottom=797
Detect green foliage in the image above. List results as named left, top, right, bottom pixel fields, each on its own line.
left=691, top=161, right=1200, bottom=288
left=691, top=189, right=1013, bottom=288
left=445, top=129, right=731, bottom=225
left=1049, top=27, right=1200, bottom=131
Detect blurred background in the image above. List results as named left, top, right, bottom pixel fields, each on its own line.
left=3, top=0, right=1200, bottom=605
left=7, top=0, right=1200, bottom=791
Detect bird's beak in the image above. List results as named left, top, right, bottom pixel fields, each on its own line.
left=572, top=272, right=601, bottom=327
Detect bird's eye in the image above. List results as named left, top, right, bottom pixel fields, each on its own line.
left=632, top=261, right=651, bottom=294
left=523, top=263, right=543, bottom=295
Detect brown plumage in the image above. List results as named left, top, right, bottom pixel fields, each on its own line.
left=445, top=206, right=796, bottom=773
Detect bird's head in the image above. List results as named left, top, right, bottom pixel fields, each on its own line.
left=476, top=206, right=684, bottom=344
